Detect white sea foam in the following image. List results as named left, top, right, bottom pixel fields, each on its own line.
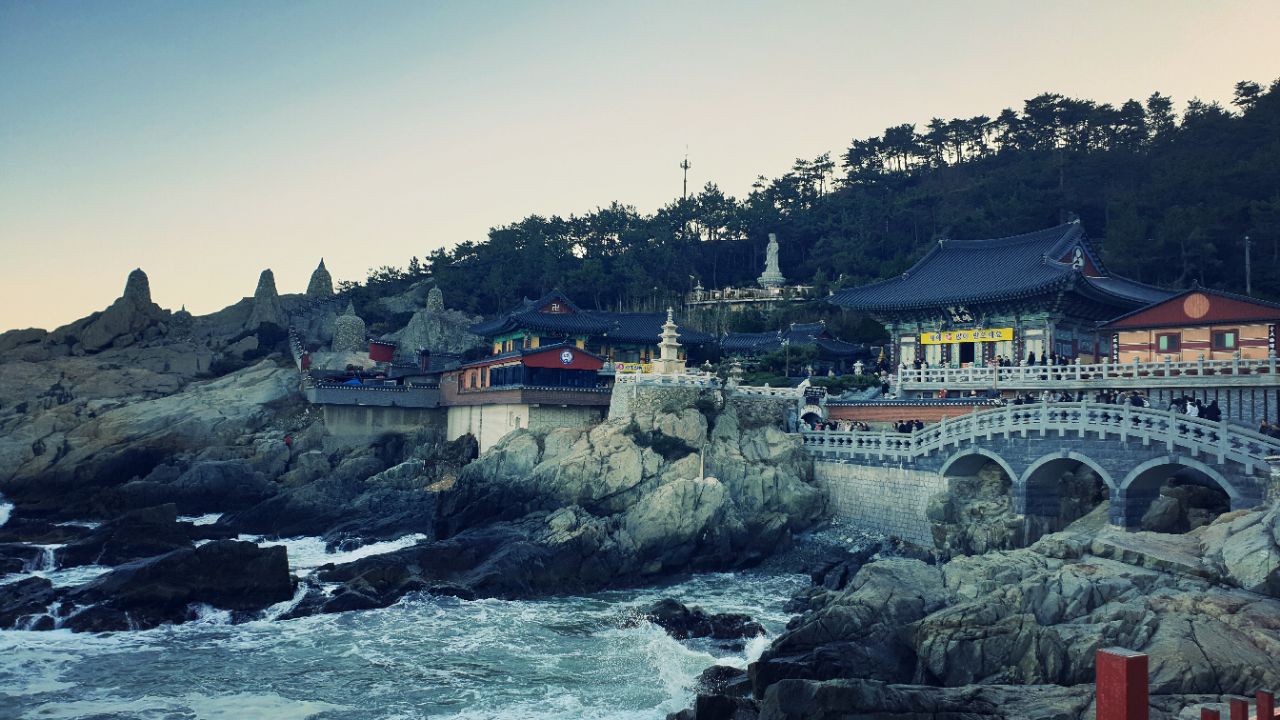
left=2, top=565, right=807, bottom=720
left=179, top=513, right=223, bottom=526
left=0, top=498, right=12, bottom=527
left=241, top=533, right=427, bottom=575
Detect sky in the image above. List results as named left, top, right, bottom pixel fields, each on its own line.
left=2, top=0, right=1278, bottom=332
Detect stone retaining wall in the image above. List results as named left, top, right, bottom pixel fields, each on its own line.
left=814, top=460, right=947, bottom=546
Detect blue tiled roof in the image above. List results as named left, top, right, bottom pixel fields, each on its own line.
left=829, top=223, right=1169, bottom=312
left=721, top=322, right=867, bottom=358
left=470, top=293, right=712, bottom=346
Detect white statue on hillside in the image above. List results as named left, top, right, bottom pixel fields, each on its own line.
left=758, top=233, right=786, bottom=288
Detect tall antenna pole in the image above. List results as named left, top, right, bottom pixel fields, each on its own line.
left=680, top=150, right=691, bottom=200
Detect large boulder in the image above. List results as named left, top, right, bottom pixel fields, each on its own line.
left=56, top=503, right=192, bottom=568
left=636, top=598, right=764, bottom=641
left=62, top=540, right=292, bottom=632
left=111, top=460, right=279, bottom=515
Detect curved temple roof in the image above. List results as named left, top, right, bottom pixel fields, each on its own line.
left=829, top=223, right=1170, bottom=313
left=470, top=291, right=713, bottom=345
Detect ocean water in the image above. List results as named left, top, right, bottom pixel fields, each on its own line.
left=0, top=547, right=805, bottom=719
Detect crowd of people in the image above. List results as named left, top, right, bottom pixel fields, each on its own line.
left=809, top=419, right=871, bottom=432
left=1168, top=395, right=1222, bottom=421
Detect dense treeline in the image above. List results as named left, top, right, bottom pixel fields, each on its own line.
left=349, top=79, right=1280, bottom=336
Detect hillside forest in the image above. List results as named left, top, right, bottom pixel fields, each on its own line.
left=342, top=79, right=1280, bottom=342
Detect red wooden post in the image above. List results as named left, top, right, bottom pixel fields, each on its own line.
left=1229, top=698, right=1248, bottom=720
left=1201, top=709, right=1220, bottom=720
left=1259, top=691, right=1276, bottom=720
left=1097, top=648, right=1149, bottom=720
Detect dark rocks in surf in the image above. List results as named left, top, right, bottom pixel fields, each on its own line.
left=0, top=576, right=59, bottom=628
left=0, top=543, right=48, bottom=575
left=634, top=598, right=764, bottom=642
left=109, top=460, right=279, bottom=516
left=61, top=539, right=292, bottom=632
left=55, top=504, right=192, bottom=568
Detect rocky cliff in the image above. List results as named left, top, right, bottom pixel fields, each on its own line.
left=307, top=390, right=825, bottom=609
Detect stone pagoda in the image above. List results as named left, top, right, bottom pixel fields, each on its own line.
left=757, top=233, right=786, bottom=288
left=653, top=307, right=684, bottom=375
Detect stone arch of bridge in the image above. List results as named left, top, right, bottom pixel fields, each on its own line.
left=939, top=447, right=1017, bottom=482
left=1016, top=450, right=1114, bottom=536
left=1119, top=454, right=1242, bottom=506
left=1019, top=450, right=1117, bottom=493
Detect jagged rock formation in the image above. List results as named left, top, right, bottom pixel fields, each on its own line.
left=306, top=258, right=333, bottom=297
left=382, top=286, right=483, bottom=356
left=43, top=268, right=171, bottom=355
left=674, top=500, right=1280, bottom=720
left=331, top=301, right=366, bottom=353
left=246, top=269, right=285, bottom=329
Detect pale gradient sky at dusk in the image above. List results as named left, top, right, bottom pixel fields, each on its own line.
left=2, top=0, right=1278, bottom=331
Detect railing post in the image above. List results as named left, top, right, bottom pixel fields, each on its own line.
left=1200, top=709, right=1219, bottom=720
left=1096, top=648, right=1148, bottom=720
left=1227, top=698, right=1248, bottom=720
left=1257, top=690, right=1275, bottom=720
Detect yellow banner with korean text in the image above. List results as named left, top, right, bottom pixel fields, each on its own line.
left=919, top=328, right=1013, bottom=345
left=614, top=362, right=654, bottom=373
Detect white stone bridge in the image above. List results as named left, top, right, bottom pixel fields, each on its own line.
left=802, top=402, right=1280, bottom=530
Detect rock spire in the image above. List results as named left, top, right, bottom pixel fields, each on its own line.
left=248, top=269, right=285, bottom=329
left=123, top=268, right=152, bottom=304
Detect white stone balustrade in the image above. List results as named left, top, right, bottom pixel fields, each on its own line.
left=893, top=356, right=1278, bottom=392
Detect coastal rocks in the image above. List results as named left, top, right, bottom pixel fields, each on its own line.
left=0, top=576, right=59, bottom=629
left=0, top=360, right=295, bottom=519
left=635, top=598, right=764, bottom=641
left=1140, top=480, right=1232, bottom=533
left=56, top=504, right=192, bottom=568
left=415, top=398, right=823, bottom=600
left=755, top=679, right=1093, bottom=720
left=751, top=558, right=949, bottom=690
left=110, top=460, right=279, bottom=515
left=1196, top=503, right=1280, bottom=597
left=62, top=540, right=292, bottom=632
left=926, top=462, right=1023, bottom=557
left=706, top=504, right=1280, bottom=720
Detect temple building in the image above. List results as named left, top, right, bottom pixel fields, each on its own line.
left=830, top=222, right=1171, bottom=368
left=1101, top=287, right=1280, bottom=363
left=721, top=321, right=867, bottom=374
left=469, top=291, right=713, bottom=370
